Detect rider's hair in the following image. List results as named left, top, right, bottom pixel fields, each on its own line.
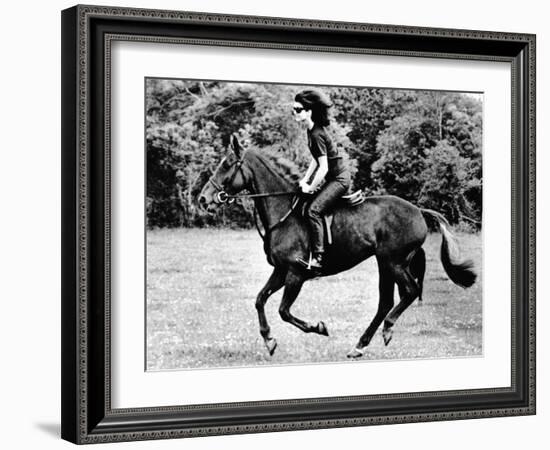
left=294, top=89, right=332, bottom=127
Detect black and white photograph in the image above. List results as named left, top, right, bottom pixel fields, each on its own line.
left=146, top=79, right=483, bottom=371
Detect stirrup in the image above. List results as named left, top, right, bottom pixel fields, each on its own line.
left=296, top=253, right=322, bottom=272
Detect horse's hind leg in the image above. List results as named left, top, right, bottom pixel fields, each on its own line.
left=256, top=268, right=286, bottom=355
left=410, top=247, right=426, bottom=303
left=382, top=262, right=420, bottom=346
left=347, top=259, right=394, bottom=358
left=278, top=269, right=329, bottom=336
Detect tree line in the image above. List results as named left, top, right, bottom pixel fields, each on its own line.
left=146, top=79, right=482, bottom=229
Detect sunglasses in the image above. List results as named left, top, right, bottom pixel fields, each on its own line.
left=292, top=106, right=305, bottom=114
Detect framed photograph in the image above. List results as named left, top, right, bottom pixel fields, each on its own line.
left=61, top=5, right=536, bottom=444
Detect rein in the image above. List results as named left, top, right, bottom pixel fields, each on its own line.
left=253, top=195, right=301, bottom=239
left=226, top=190, right=298, bottom=200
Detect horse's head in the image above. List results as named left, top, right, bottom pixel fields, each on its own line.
left=198, top=135, right=251, bottom=212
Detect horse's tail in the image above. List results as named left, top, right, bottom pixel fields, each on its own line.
left=421, top=208, right=477, bottom=288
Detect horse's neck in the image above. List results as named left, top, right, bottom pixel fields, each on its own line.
left=249, top=155, right=294, bottom=230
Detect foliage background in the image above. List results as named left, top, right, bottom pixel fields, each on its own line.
left=146, top=79, right=482, bottom=228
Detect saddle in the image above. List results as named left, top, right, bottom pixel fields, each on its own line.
left=341, top=190, right=366, bottom=207
left=300, top=189, right=366, bottom=246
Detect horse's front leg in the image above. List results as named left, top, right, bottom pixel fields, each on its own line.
left=278, top=269, right=329, bottom=336
left=256, top=267, right=287, bottom=355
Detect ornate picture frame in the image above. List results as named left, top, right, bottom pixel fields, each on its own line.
left=61, top=5, right=535, bottom=444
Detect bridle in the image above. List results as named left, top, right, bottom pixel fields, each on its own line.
left=206, top=150, right=300, bottom=238
left=207, top=150, right=297, bottom=203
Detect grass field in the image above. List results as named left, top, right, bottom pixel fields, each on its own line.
left=146, top=228, right=482, bottom=371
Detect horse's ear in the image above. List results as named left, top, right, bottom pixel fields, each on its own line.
left=230, top=134, right=243, bottom=158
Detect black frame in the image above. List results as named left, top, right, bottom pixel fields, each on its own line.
left=61, top=4, right=536, bottom=444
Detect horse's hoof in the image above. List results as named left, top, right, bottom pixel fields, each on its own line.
left=382, top=328, right=393, bottom=346
left=265, top=338, right=277, bottom=356
left=346, top=347, right=365, bottom=359
left=317, top=321, right=329, bottom=336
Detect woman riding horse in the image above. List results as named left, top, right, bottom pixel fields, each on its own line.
left=293, top=89, right=351, bottom=271
left=199, top=135, right=476, bottom=358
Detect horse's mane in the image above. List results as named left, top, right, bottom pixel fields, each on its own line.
left=248, top=147, right=302, bottom=185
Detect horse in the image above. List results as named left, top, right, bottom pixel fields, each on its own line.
left=198, top=136, right=476, bottom=358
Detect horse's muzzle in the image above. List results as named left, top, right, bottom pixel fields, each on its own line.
left=197, top=194, right=216, bottom=214
left=198, top=194, right=208, bottom=208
